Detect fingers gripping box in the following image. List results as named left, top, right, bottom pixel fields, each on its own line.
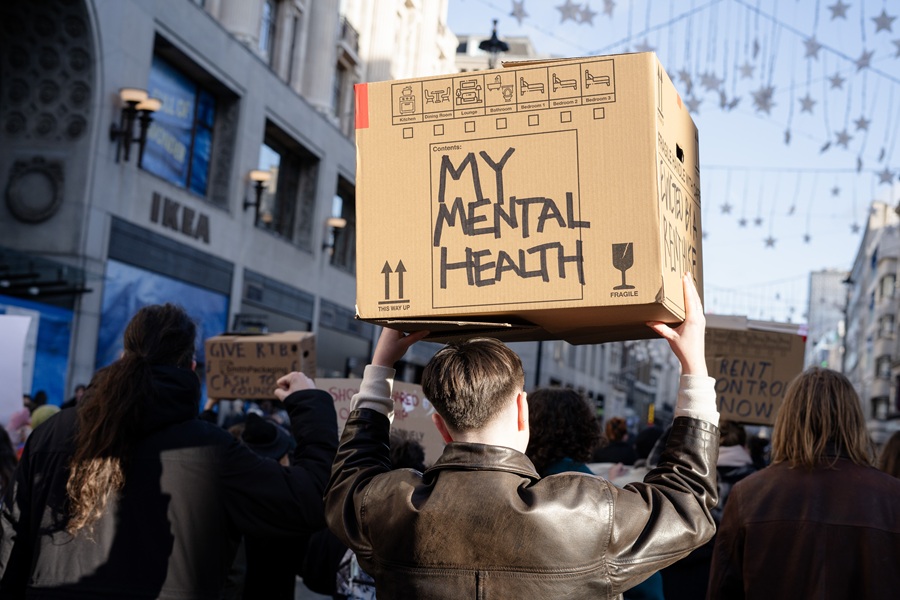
left=354, top=52, right=702, bottom=344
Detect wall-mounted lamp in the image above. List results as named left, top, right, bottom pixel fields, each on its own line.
left=109, top=88, right=161, bottom=163
left=243, top=169, right=272, bottom=215
left=323, top=216, right=348, bottom=255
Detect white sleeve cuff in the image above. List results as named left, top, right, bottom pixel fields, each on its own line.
left=673, top=374, right=719, bottom=426
left=351, top=364, right=396, bottom=421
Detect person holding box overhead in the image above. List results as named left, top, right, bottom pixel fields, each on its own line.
left=325, top=274, right=720, bottom=598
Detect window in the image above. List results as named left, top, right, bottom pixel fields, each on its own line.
left=879, top=314, right=895, bottom=338
left=330, top=176, right=356, bottom=273
left=876, top=355, right=892, bottom=379
left=255, top=123, right=319, bottom=246
left=259, top=0, right=277, bottom=64
left=880, top=274, right=896, bottom=301
left=143, top=55, right=216, bottom=197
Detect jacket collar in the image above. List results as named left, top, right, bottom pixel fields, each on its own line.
left=426, top=442, right=541, bottom=480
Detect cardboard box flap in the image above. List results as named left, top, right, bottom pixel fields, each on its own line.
left=370, top=318, right=550, bottom=344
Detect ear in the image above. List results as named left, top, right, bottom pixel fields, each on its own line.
left=191, top=359, right=197, bottom=372
left=517, top=391, right=528, bottom=432
left=432, top=412, right=454, bottom=444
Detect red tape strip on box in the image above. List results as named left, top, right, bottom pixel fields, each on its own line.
left=355, top=83, right=369, bottom=130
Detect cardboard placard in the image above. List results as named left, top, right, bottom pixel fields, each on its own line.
left=705, top=315, right=806, bottom=425
left=354, top=52, right=702, bottom=344
left=205, top=332, right=316, bottom=400
left=319, top=378, right=443, bottom=466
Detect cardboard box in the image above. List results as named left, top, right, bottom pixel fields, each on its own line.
left=205, top=332, right=316, bottom=400
left=353, top=52, right=702, bottom=344
left=705, top=315, right=807, bottom=426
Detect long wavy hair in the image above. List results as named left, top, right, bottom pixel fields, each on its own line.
left=770, top=368, right=873, bottom=469
left=66, top=304, right=196, bottom=535
left=525, top=387, right=602, bottom=475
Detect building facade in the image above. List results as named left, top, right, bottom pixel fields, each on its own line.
left=805, top=268, right=850, bottom=370
left=0, top=0, right=458, bottom=405
left=842, top=201, right=900, bottom=441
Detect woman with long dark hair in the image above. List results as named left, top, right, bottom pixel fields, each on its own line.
left=0, top=303, right=338, bottom=598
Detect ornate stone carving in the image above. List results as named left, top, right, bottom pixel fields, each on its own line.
left=0, top=0, right=93, bottom=142
left=5, top=157, right=65, bottom=223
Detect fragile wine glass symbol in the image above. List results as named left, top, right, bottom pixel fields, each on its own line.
left=612, top=243, right=635, bottom=290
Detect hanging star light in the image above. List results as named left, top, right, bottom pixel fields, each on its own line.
left=851, top=223, right=861, bottom=233
left=602, top=0, right=615, bottom=18
left=829, top=72, right=846, bottom=89
left=751, top=85, right=775, bottom=113
left=804, top=36, right=823, bottom=59
left=685, top=95, right=702, bottom=114
left=738, top=217, right=748, bottom=227
left=828, top=0, right=850, bottom=20
left=799, top=93, right=816, bottom=113
left=784, top=129, right=792, bottom=144
left=821, top=141, right=833, bottom=153
left=739, top=61, right=755, bottom=79
left=873, top=9, right=897, bottom=33
left=894, top=39, right=900, bottom=57
left=878, top=167, right=895, bottom=184
left=720, top=202, right=733, bottom=214
left=803, top=233, right=811, bottom=243
left=857, top=156, right=864, bottom=172
left=831, top=185, right=841, bottom=196
left=700, top=72, right=723, bottom=92
left=510, top=0, right=528, bottom=26
left=764, top=236, right=776, bottom=248
left=678, top=69, right=693, bottom=93
left=754, top=217, right=763, bottom=226
left=854, top=115, right=871, bottom=130
left=557, top=0, right=580, bottom=23
left=835, top=129, right=853, bottom=147
left=579, top=2, right=598, bottom=25
left=856, top=49, right=874, bottom=71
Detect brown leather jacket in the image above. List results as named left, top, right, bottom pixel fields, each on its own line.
left=326, top=410, right=719, bottom=599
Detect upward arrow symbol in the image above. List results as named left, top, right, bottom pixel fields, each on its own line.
left=381, top=261, right=393, bottom=300
left=395, top=261, right=406, bottom=299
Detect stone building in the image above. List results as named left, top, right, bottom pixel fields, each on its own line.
left=0, top=0, right=454, bottom=404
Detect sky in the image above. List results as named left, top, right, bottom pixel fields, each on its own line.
left=446, top=0, right=900, bottom=323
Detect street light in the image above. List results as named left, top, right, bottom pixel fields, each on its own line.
left=478, top=19, right=509, bottom=69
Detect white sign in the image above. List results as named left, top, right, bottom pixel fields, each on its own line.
left=0, top=315, right=32, bottom=426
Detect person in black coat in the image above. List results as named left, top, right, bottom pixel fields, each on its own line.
left=0, top=303, right=337, bottom=598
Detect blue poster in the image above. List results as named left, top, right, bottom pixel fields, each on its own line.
left=97, top=260, right=229, bottom=406
left=142, top=56, right=214, bottom=196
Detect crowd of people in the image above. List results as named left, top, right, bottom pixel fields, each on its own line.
left=1, top=274, right=900, bottom=598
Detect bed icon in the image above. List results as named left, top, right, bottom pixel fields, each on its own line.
left=552, top=73, right=577, bottom=92
left=585, top=69, right=611, bottom=88
left=520, top=77, right=545, bottom=95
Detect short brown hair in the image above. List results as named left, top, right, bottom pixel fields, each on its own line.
left=422, top=337, right=524, bottom=432
left=604, top=417, right=628, bottom=443
left=770, top=368, right=873, bottom=469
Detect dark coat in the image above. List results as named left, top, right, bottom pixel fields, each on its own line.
left=326, top=410, right=719, bottom=599
left=708, top=458, right=900, bottom=600
left=0, top=366, right=337, bottom=599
